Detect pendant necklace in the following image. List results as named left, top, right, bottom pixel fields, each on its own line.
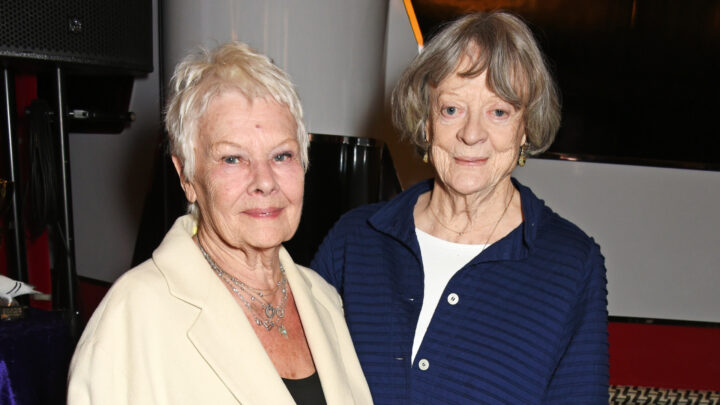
left=196, top=235, right=289, bottom=337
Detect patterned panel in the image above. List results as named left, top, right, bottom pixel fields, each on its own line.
left=611, top=386, right=720, bottom=405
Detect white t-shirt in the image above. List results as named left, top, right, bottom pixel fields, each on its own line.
left=412, top=228, right=486, bottom=364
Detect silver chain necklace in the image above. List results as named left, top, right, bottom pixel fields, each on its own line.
left=429, top=189, right=514, bottom=243
left=195, top=235, right=288, bottom=337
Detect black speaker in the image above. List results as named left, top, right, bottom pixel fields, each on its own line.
left=0, top=0, right=153, bottom=73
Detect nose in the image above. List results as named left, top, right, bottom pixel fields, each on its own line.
left=456, top=111, right=487, bottom=146
left=247, top=160, right=277, bottom=195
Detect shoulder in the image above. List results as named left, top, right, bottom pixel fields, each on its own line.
left=541, top=207, right=602, bottom=260
left=312, top=179, right=430, bottom=281
left=330, top=179, right=432, bottom=234
left=532, top=208, right=606, bottom=296
left=333, top=201, right=386, bottom=230
left=316, top=201, right=388, bottom=254
left=79, top=260, right=171, bottom=343
left=515, top=180, right=605, bottom=279
left=542, top=207, right=596, bottom=244
left=295, top=264, right=343, bottom=308
left=516, top=179, right=602, bottom=257
left=102, top=260, right=168, bottom=307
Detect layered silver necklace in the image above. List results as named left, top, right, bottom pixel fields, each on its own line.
left=196, top=235, right=288, bottom=337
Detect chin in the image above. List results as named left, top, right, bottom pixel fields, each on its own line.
left=246, top=238, right=285, bottom=251
left=246, top=229, right=294, bottom=250
left=444, top=178, right=491, bottom=195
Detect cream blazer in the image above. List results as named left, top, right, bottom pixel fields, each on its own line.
left=67, top=215, right=373, bottom=405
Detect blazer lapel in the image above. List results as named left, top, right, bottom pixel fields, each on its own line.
left=188, top=288, right=295, bottom=404
left=280, top=248, right=356, bottom=404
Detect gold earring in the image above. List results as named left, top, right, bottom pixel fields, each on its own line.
left=518, top=143, right=528, bottom=167
left=423, top=129, right=430, bottom=164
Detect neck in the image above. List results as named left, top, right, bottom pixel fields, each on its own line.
left=431, top=178, right=515, bottom=223
left=416, top=178, right=518, bottom=244
left=195, top=227, right=282, bottom=290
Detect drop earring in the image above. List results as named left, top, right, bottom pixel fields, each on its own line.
left=518, top=143, right=528, bottom=167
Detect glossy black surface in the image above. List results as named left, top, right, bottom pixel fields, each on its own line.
left=413, top=0, right=720, bottom=170
left=284, top=134, right=401, bottom=266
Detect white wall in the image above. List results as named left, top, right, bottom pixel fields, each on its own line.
left=70, top=0, right=161, bottom=282
left=163, top=0, right=388, bottom=138
left=514, top=159, right=720, bottom=323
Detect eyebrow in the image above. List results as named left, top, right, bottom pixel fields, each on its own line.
left=210, top=141, right=243, bottom=151
left=435, top=87, right=463, bottom=98
left=210, top=138, right=299, bottom=154
left=271, top=139, right=300, bottom=150
left=433, top=91, right=462, bottom=109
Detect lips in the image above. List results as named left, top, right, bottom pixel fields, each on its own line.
left=454, top=156, right=488, bottom=165
left=243, top=207, right=283, bottom=218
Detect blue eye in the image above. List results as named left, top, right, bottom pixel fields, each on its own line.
left=492, top=109, right=507, bottom=117
left=223, top=156, right=240, bottom=164
left=443, top=106, right=458, bottom=116
left=274, top=152, right=293, bottom=162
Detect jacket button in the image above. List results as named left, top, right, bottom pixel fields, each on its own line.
left=447, top=293, right=459, bottom=305
left=418, top=358, right=429, bottom=371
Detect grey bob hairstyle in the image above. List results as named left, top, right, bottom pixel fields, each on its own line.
left=391, top=11, right=561, bottom=156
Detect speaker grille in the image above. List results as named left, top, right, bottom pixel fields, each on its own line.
left=1, top=0, right=153, bottom=73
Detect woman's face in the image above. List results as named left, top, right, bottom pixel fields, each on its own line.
left=177, top=91, right=304, bottom=251
left=427, top=60, right=526, bottom=197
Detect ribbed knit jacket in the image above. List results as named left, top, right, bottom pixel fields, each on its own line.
left=311, top=178, right=609, bottom=404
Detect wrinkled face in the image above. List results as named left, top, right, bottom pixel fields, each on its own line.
left=427, top=59, right=526, bottom=196
left=176, top=91, right=304, bottom=250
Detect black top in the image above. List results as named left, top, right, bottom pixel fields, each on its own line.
left=282, top=371, right=327, bottom=405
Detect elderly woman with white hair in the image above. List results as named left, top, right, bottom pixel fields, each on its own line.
left=67, top=42, right=372, bottom=405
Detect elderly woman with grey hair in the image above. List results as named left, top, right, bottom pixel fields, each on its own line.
left=312, top=11, right=608, bottom=404
left=67, top=42, right=373, bottom=405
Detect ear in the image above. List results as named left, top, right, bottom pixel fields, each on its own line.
left=424, top=118, right=432, bottom=145
left=520, top=133, right=527, bottom=146
left=171, top=155, right=197, bottom=204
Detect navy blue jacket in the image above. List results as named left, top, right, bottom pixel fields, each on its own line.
left=311, top=179, right=609, bottom=404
